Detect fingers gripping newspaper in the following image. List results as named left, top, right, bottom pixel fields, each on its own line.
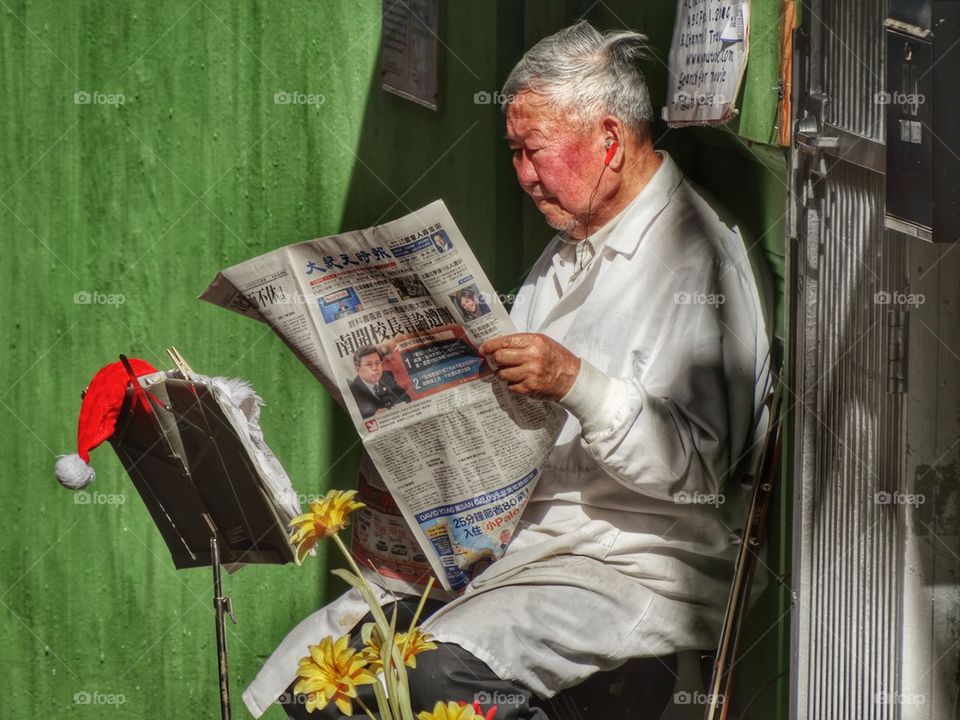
left=201, top=200, right=564, bottom=594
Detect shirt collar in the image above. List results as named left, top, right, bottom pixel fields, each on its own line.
left=554, top=201, right=629, bottom=284
left=605, top=150, right=684, bottom=257
left=547, top=151, right=684, bottom=290
left=555, top=179, right=631, bottom=258
left=582, top=200, right=627, bottom=254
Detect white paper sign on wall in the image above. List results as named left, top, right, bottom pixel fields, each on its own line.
left=381, top=0, right=440, bottom=111
left=662, top=0, right=751, bottom=126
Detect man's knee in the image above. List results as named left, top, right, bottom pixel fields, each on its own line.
left=408, top=641, right=494, bottom=697
left=407, top=642, right=546, bottom=720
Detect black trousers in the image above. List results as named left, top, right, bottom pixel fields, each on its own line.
left=279, top=599, right=678, bottom=720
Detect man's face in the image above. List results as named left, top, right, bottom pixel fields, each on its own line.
left=356, top=353, right=383, bottom=384
left=506, top=92, right=604, bottom=236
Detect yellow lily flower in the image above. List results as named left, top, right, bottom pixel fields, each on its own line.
left=362, top=626, right=438, bottom=673
left=398, top=627, right=438, bottom=669
left=417, top=701, right=491, bottom=720
left=293, top=634, right=376, bottom=716
left=289, top=489, right=365, bottom=563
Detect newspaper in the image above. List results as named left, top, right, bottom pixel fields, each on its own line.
left=200, top=200, right=564, bottom=593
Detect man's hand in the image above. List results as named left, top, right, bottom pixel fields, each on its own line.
left=479, top=333, right=581, bottom=401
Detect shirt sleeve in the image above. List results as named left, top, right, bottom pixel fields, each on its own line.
left=558, top=253, right=760, bottom=504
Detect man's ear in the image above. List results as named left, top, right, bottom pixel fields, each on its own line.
left=600, top=116, right=626, bottom=170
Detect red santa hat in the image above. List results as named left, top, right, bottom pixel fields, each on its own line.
left=54, top=357, right=158, bottom=490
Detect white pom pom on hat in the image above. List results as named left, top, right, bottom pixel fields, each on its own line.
left=54, top=453, right=96, bottom=490
left=54, top=357, right=157, bottom=490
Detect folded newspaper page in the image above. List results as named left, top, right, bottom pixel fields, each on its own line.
left=200, top=200, right=563, bottom=592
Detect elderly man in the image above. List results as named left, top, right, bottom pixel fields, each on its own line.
left=276, top=21, right=770, bottom=720
left=405, top=20, right=770, bottom=717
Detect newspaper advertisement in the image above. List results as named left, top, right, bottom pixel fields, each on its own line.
left=200, top=200, right=564, bottom=593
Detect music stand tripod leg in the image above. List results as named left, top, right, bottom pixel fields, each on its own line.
left=204, top=513, right=235, bottom=720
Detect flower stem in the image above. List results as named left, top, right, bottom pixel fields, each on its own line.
left=370, top=679, right=395, bottom=720
left=406, top=576, right=436, bottom=637
left=356, top=696, right=379, bottom=720
left=331, top=532, right=413, bottom=719
left=332, top=533, right=390, bottom=628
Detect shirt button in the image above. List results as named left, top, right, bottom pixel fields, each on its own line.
left=559, top=260, right=565, bottom=266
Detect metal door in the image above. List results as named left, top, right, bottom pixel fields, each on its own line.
left=789, top=1, right=911, bottom=718
left=790, top=0, right=960, bottom=717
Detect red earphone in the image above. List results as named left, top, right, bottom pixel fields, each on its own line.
left=603, top=140, right=619, bottom=166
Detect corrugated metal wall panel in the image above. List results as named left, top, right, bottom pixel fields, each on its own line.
left=823, top=0, right=886, bottom=140
left=795, top=2, right=960, bottom=717
left=796, top=160, right=907, bottom=719
left=793, top=0, right=915, bottom=716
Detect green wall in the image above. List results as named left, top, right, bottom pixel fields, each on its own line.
left=1, top=1, right=788, bottom=718
left=1, top=2, right=522, bottom=717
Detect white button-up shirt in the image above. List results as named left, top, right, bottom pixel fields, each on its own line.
left=421, top=150, right=771, bottom=697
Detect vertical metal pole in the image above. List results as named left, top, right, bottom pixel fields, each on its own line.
left=210, top=526, right=231, bottom=720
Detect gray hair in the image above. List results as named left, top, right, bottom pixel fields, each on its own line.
left=501, top=21, right=654, bottom=137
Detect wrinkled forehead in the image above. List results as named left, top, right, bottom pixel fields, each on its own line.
left=505, top=92, right=568, bottom=141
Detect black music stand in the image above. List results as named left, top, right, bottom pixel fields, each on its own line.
left=108, top=360, right=295, bottom=720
